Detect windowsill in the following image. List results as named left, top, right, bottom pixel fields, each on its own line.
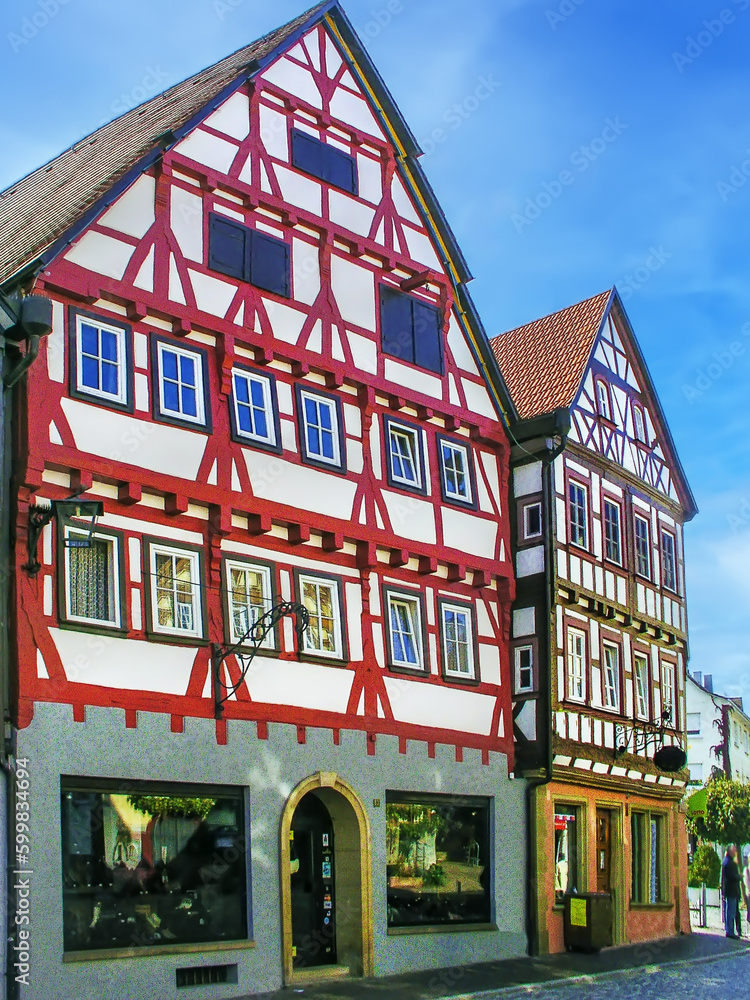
left=63, top=938, right=256, bottom=962
left=629, top=902, right=673, bottom=911
left=297, top=652, right=350, bottom=668
left=144, top=631, right=209, bottom=647
left=57, top=621, right=128, bottom=638
left=387, top=923, right=498, bottom=936
left=568, top=543, right=590, bottom=554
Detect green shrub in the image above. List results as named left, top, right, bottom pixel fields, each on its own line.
left=422, top=863, right=447, bottom=887
left=688, top=844, right=721, bottom=889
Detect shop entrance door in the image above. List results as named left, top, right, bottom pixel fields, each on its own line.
left=596, top=809, right=612, bottom=893
left=290, top=793, right=336, bottom=969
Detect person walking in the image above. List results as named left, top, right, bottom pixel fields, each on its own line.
left=744, top=853, right=750, bottom=926
left=722, top=845, right=742, bottom=938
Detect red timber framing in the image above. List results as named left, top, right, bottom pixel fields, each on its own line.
left=10, top=14, right=515, bottom=763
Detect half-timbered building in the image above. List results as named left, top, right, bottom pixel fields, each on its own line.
left=0, top=4, right=526, bottom=998
left=491, top=288, right=697, bottom=954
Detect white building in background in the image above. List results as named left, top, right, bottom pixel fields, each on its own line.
left=686, top=671, right=750, bottom=785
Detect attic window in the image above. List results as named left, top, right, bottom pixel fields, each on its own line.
left=379, top=285, right=444, bottom=375
left=208, top=213, right=290, bottom=297
left=290, top=129, right=358, bottom=195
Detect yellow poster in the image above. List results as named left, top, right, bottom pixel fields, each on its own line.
left=569, top=898, right=587, bottom=927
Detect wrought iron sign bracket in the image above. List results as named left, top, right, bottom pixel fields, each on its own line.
left=212, top=601, right=309, bottom=719
left=614, top=708, right=674, bottom=758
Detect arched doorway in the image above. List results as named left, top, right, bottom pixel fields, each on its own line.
left=280, top=773, right=373, bottom=984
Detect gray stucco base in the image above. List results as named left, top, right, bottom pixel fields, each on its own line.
left=14, top=702, right=527, bottom=1000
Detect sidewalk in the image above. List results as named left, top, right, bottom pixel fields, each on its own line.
left=246, top=932, right=748, bottom=1000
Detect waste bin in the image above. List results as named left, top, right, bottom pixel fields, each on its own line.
left=563, top=892, right=613, bottom=951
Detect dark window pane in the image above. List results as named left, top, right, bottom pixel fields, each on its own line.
left=380, top=287, right=415, bottom=364
left=554, top=807, right=578, bottom=901
left=61, top=782, right=248, bottom=952
left=163, top=381, right=180, bottom=412
left=327, top=145, right=357, bottom=194
left=80, top=356, right=99, bottom=390
left=249, top=231, right=290, bottom=298
left=101, top=362, right=119, bottom=397
left=291, top=129, right=327, bottom=179
left=161, top=350, right=178, bottom=381
left=181, top=386, right=198, bottom=418
left=179, top=354, right=196, bottom=388
left=208, top=214, right=248, bottom=281
left=386, top=794, right=490, bottom=928
left=412, top=299, right=443, bottom=374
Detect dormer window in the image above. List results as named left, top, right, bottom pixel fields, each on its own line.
left=633, top=402, right=647, bottom=444
left=596, top=379, right=612, bottom=421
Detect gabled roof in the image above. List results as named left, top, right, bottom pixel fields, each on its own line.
left=490, top=289, right=612, bottom=421
left=0, top=1, right=334, bottom=287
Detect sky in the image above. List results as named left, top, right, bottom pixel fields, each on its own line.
left=1, top=0, right=749, bottom=698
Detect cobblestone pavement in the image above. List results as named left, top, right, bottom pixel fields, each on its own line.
left=497, top=946, right=750, bottom=999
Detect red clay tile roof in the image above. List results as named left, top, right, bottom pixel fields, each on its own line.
left=0, top=1, right=331, bottom=287
left=490, top=289, right=613, bottom=420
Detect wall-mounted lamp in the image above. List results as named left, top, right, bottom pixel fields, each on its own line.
left=23, top=496, right=104, bottom=576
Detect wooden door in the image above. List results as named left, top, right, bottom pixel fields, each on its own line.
left=596, top=809, right=611, bottom=893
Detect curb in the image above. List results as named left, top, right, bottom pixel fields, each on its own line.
left=440, top=943, right=750, bottom=999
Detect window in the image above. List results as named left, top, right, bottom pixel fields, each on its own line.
left=686, top=713, right=701, bottom=734
left=596, top=380, right=611, bottom=421
left=296, top=387, right=344, bottom=471
left=523, top=502, right=543, bottom=540
left=384, top=418, right=424, bottom=492
left=147, top=543, right=203, bottom=638
left=229, top=368, right=279, bottom=450
left=155, top=340, right=209, bottom=428
left=634, top=515, right=651, bottom=578
left=60, top=779, right=247, bottom=953
left=208, top=213, right=290, bottom=297
left=566, top=629, right=586, bottom=702
left=225, top=559, right=274, bottom=647
left=380, top=285, right=444, bottom=374
left=554, top=807, right=580, bottom=902
left=661, top=659, right=675, bottom=720
left=438, top=436, right=474, bottom=505
left=602, top=642, right=620, bottom=711
left=568, top=481, right=588, bottom=549
left=72, top=313, right=130, bottom=408
left=386, top=793, right=491, bottom=928
left=631, top=812, right=664, bottom=904
left=62, top=527, right=122, bottom=629
left=386, top=590, right=425, bottom=671
left=298, top=573, right=344, bottom=659
left=688, top=762, right=703, bottom=784
left=514, top=644, right=534, bottom=693
left=661, top=530, right=677, bottom=592
left=439, top=600, right=476, bottom=680
left=634, top=653, right=650, bottom=720
left=290, top=128, right=358, bottom=195
left=603, top=499, right=622, bottom=565
left=633, top=403, right=647, bottom=444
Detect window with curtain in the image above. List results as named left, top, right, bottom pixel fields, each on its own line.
left=65, top=530, right=119, bottom=627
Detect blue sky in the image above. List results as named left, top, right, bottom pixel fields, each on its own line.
left=1, top=0, right=749, bottom=697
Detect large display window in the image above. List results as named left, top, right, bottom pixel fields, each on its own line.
left=386, top=793, right=491, bottom=928
left=61, top=780, right=248, bottom=953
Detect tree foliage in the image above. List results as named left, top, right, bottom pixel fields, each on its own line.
left=688, top=844, right=721, bottom=889
left=687, top=774, right=750, bottom=847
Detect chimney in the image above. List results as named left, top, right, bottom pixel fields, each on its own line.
left=693, top=671, right=702, bottom=686
left=704, top=674, right=713, bottom=693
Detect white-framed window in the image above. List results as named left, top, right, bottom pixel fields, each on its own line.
left=568, top=481, right=588, bottom=549
left=602, top=642, right=620, bottom=711
left=596, top=379, right=611, bottom=421
left=439, top=602, right=475, bottom=679
left=603, top=499, right=622, bottom=565
left=386, top=591, right=424, bottom=670
left=156, top=342, right=206, bottom=425
left=148, top=544, right=202, bottom=637
left=661, top=530, right=677, bottom=592
left=633, top=403, right=647, bottom=444
left=387, top=421, right=422, bottom=490
left=75, top=315, right=128, bottom=405
left=63, top=526, right=121, bottom=628
left=634, top=515, right=651, bottom=578
left=515, top=644, right=534, bottom=693
left=686, top=713, right=701, bottom=734
left=566, top=628, right=586, bottom=702
left=231, top=369, right=277, bottom=447
left=439, top=438, right=472, bottom=503
left=661, top=659, right=675, bottom=719
left=689, top=762, right=703, bottom=783
left=225, top=560, right=274, bottom=647
left=634, top=653, right=650, bottom=720
left=523, top=502, right=543, bottom=540
left=298, top=389, right=342, bottom=468
left=299, top=574, right=344, bottom=658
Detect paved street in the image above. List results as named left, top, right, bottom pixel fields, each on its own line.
left=498, top=945, right=750, bottom=1000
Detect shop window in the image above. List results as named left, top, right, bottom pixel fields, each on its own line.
left=60, top=780, right=248, bottom=953
left=386, top=793, right=491, bottom=928
left=290, top=128, right=358, bottom=195
left=631, top=811, right=665, bottom=904
left=603, top=499, right=622, bottom=565
left=568, top=481, right=588, bottom=549
left=380, top=285, right=444, bottom=374
left=554, top=806, right=579, bottom=902
left=61, top=526, right=123, bottom=630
